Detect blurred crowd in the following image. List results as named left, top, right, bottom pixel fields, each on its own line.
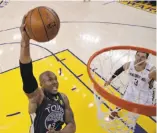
left=136, top=1, right=156, bottom=6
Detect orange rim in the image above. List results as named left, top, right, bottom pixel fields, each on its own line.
left=87, top=46, right=156, bottom=116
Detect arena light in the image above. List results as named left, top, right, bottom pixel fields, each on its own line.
left=80, top=33, right=100, bottom=44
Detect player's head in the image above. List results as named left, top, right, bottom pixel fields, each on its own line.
left=135, top=51, right=149, bottom=65
left=39, top=71, right=59, bottom=94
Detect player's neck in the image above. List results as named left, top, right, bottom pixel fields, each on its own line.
left=134, top=62, right=147, bottom=72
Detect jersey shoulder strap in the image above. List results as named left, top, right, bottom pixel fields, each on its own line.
left=58, top=93, right=66, bottom=108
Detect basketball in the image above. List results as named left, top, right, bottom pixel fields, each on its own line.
left=25, top=6, right=60, bottom=42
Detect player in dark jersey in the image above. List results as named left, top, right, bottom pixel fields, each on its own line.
left=19, top=14, right=76, bottom=133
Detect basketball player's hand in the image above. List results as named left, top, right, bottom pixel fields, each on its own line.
left=47, top=127, right=61, bottom=133
left=20, top=14, right=30, bottom=43
left=104, top=80, right=111, bottom=86
left=47, top=131, right=60, bottom=133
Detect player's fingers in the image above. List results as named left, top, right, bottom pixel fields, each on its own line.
left=22, top=14, right=28, bottom=24
left=48, top=126, right=54, bottom=131
left=104, top=82, right=108, bottom=86
left=20, top=24, right=25, bottom=33
left=47, top=128, right=55, bottom=133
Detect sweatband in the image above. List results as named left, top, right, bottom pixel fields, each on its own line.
left=112, top=66, right=124, bottom=79
left=20, top=61, right=38, bottom=94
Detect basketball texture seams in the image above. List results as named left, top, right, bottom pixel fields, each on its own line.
left=25, top=6, right=60, bottom=42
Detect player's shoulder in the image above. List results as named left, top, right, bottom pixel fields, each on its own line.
left=146, top=63, right=156, bottom=71
left=148, top=64, right=156, bottom=80
left=150, top=65, right=156, bottom=72
left=60, top=92, right=69, bottom=103
left=60, top=92, right=66, bottom=97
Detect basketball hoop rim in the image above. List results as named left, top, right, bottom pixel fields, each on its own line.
left=87, top=45, right=156, bottom=116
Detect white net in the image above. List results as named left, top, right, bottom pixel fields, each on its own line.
left=0, top=0, right=9, bottom=8
left=88, top=47, right=156, bottom=133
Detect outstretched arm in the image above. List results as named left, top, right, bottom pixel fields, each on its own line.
left=105, top=62, right=130, bottom=86
left=19, top=15, right=44, bottom=113
left=20, top=16, right=31, bottom=64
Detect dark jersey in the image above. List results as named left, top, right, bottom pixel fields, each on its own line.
left=33, top=92, right=65, bottom=133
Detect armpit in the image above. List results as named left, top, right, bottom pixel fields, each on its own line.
left=27, top=89, right=44, bottom=106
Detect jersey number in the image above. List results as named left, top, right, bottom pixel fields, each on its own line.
left=134, top=79, right=138, bottom=86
